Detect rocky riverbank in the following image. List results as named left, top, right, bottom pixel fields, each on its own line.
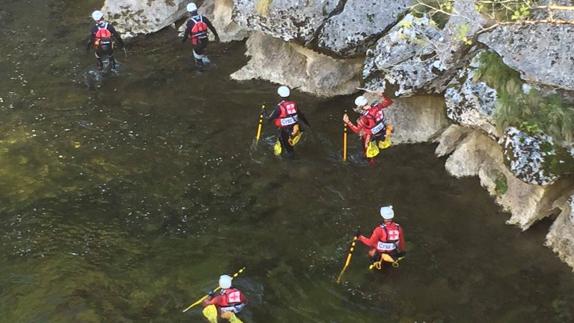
left=101, top=0, right=574, bottom=270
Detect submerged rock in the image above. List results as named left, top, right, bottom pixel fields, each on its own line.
left=230, top=32, right=362, bottom=96
left=503, top=127, right=559, bottom=185
left=478, top=24, right=574, bottom=91
left=101, top=0, right=188, bottom=38
left=445, top=51, right=498, bottom=138
left=546, top=195, right=574, bottom=270
left=317, top=0, right=411, bottom=57
left=232, top=0, right=339, bottom=43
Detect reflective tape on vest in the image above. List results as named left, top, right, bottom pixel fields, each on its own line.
left=280, top=116, right=297, bottom=126
left=370, top=122, right=385, bottom=135
left=376, top=241, right=397, bottom=251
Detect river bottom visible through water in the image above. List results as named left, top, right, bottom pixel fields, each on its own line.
left=1, top=1, right=574, bottom=322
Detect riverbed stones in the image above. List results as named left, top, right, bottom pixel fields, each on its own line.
left=230, top=32, right=362, bottom=96
left=317, top=0, right=412, bottom=57
left=101, top=0, right=189, bottom=38
left=546, top=195, right=574, bottom=270
left=478, top=24, right=574, bottom=91
left=232, top=0, right=340, bottom=43
left=445, top=52, right=498, bottom=138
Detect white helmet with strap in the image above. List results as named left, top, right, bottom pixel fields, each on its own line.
left=91, top=10, right=104, bottom=21
left=187, top=2, right=198, bottom=12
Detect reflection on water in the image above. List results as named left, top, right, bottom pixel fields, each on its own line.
left=1, top=0, right=573, bottom=322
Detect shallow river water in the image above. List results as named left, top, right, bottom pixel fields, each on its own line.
left=1, top=1, right=573, bottom=322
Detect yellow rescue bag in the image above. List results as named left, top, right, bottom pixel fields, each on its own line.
left=366, top=141, right=380, bottom=158
left=274, top=140, right=282, bottom=156
left=378, top=137, right=392, bottom=149
left=202, top=305, right=218, bottom=323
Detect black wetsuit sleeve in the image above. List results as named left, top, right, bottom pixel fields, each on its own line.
left=203, top=16, right=219, bottom=40
left=182, top=19, right=192, bottom=43
left=86, top=26, right=97, bottom=50
left=107, top=24, right=124, bottom=46
left=267, top=106, right=280, bottom=122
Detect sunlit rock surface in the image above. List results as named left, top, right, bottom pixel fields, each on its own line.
left=363, top=0, right=486, bottom=96
left=317, top=0, right=411, bottom=57
left=231, top=32, right=362, bottom=96
left=478, top=24, right=574, bottom=91
left=445, top=52, right=498, bottom=138
left=385, top=96, right=449, bottom=143
left=232, top=0, right=339, bottom=43
left=102, top=0, right=188, bottom=38
left=503, top=127, right=559, bottom=185
left=546, top=196, right=574, bottom=270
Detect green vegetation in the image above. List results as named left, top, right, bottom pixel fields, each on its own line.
left=474, top=51, right=574, bottom=144
left=494, top=171, right=508, bottom=195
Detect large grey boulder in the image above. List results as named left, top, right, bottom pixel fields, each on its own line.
left=101, top=0, right=189, bottom=38
left=317, top=0, right=411, bottom=57
left=363, top=0, right=486, bottom=96
left=199, top=0, right=249, bottom=42
left=503, top=127, right=560, bottom=185
left=445, top=51, right=498, bottom=138
left=231, top=32, right=362, bottom=97
left=478, top=24, right=574, bottom=91
left=232, top=0, right=340, bottom=43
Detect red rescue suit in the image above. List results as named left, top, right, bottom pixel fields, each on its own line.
left=273, top=100, right=299, bottom=128
left=94, top=22, right=113, bottom=49
left=204, top=288, right=247, bottom=313
left=359, top=221, right=405, bottom=255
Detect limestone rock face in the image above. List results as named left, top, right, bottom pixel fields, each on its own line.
left=230, top=32, right=362, bottom=97
left=385, top=96, right=449, bottom=143
left=363, top=0, right=486, bottom=97
left=101, top=0, right=189, bottom=38
left=503, top=127, right=559, bottom=185
left=445, top=52, right=498, bottom=137
left=317, top=0, right=411, bottom=57
left=478, top=24, right=574, bottom=91
left=546, top=195, right=574, bottom=270
left=437, top=128, right=572, bottom=230
left=200, top=0, right=249, bottom=42
left=232, top=0, right=339, bottom=43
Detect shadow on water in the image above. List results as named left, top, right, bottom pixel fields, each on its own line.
left=1, top=0, right=574, bottom=322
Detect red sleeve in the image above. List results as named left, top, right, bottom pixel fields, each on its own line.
left=358, top=226, right=383, bottom=248
left=204, top=295, right=225, bottom=306
left=398, top=226, right=406, bottom=252
left=380, top=96, right=393, bottom=108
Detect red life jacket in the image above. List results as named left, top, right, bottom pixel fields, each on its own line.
left=375, top=222, right=400, bottom=252
left=273, top=100, right=299, bottom=128
left=219, top=288, right=245, bottom=307
left=94, top=22, right=113, bottom=48
left=189, top=16, right=208, bottom=45
left=362, top=106, right=387, bottom=136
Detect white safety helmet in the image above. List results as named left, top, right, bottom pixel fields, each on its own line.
left=277, top=85, right=290, bottom=98
left=380, top=205, right=394, bottom=220
left=187, top=2, right=198, bottom=12
left=91, top=10, right=104, bottom=21
left=354, top=96, right=368, bottom=107
left=219, top=275, right=232, bottom=289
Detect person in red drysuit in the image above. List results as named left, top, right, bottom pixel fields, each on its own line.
left=357, top=205, right=406, bottom=262
left=343, top=92, right=393, bottom=158
left=203, top=274, right=247, bottom=318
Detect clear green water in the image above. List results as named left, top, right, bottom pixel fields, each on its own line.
left=1, top=1, right=573, bottom=322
